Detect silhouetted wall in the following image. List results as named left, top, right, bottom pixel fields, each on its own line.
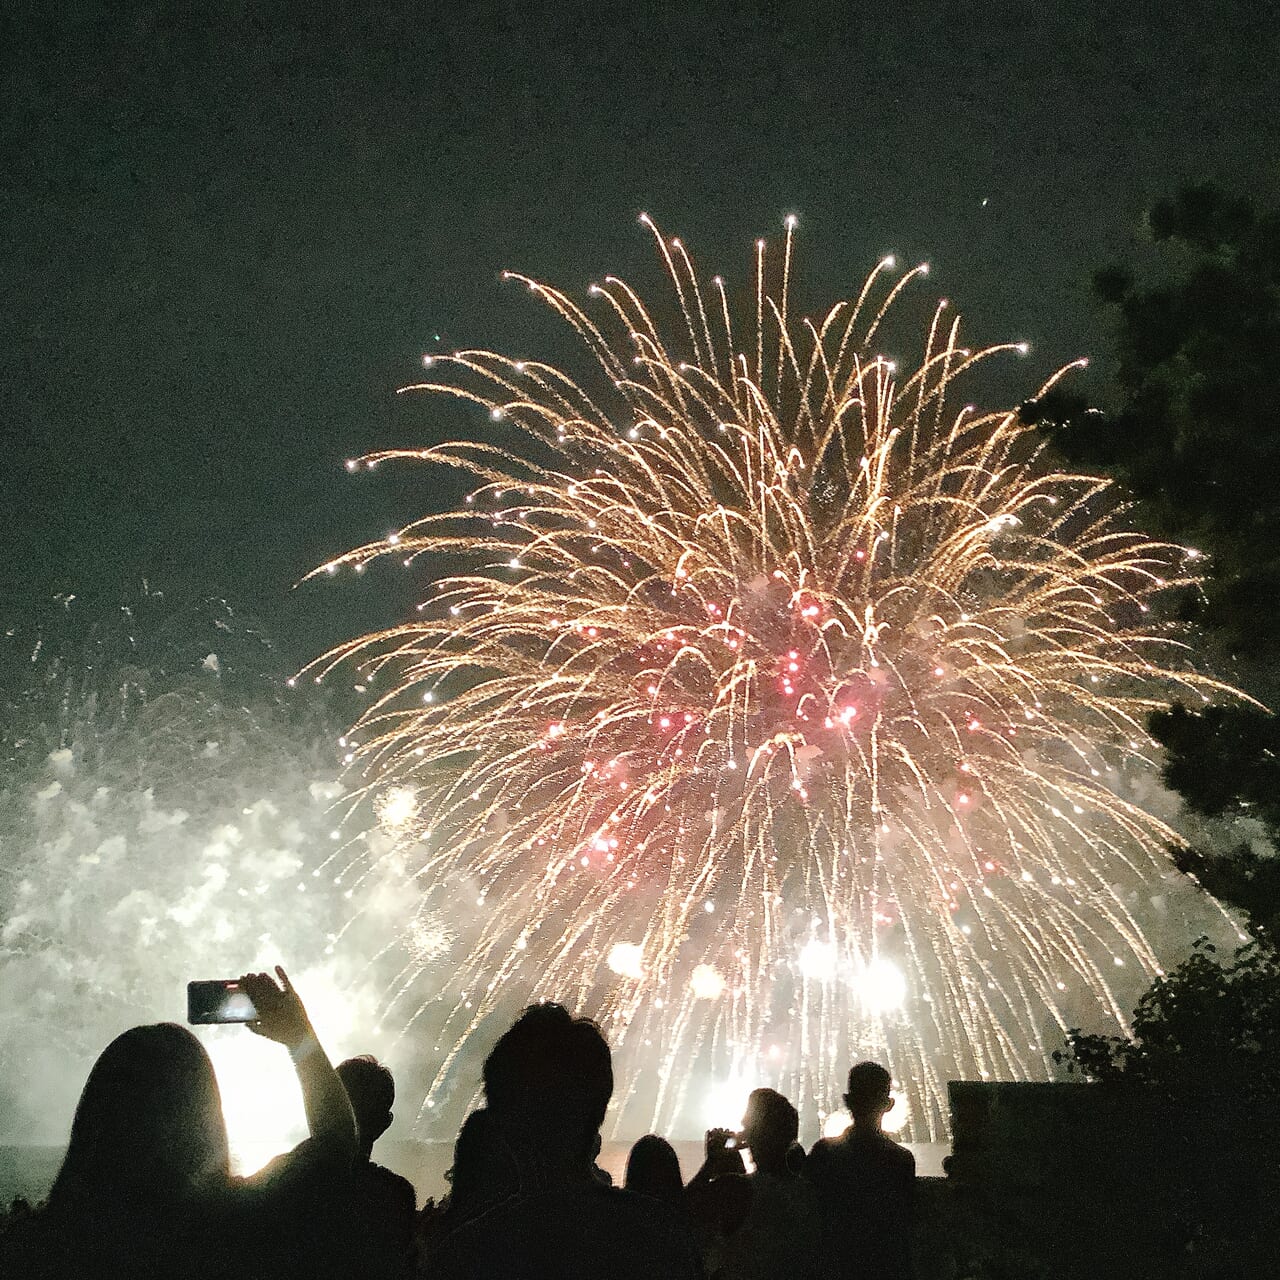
left=939, top=1080, right=1278, bottom=1279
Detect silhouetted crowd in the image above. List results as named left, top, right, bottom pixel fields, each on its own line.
left=0, top=970, right=915, bottom=1279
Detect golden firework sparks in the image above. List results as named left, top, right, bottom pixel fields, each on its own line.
left=302, top=218, right=1241, bottom=1138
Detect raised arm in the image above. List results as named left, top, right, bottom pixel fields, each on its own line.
left=239, top=966, right=357, bottom=1165
left=687, top=1126, right=747, bottom=1192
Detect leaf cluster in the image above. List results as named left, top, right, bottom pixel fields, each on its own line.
left=1152, top=703, right=1280, bottom=832
left=1025, top=183, right=1280, bottom=659
left=1057, top=937, right=1280, bottom=1120
left=1022, top=184, right=1280, bottom=938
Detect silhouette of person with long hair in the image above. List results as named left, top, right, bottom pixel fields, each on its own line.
left=624, top=1134, right=685, bottom=1209
left=0, top=967, right=355, bottom=1279
left=805, top=1062, right=915, bottom=1280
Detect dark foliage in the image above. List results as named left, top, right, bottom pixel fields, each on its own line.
left=1057, top=937, right=1280, bottom=1117
left=1171, top=843, right=1280, bottom=943
left=1053, top=936, right=1280, bottom=1279
left=1026, top=183, right=1280, bottom=659
left=1024, top=184, right=1280, bottom=937
left=1152, top=703, right=1280, bottom=832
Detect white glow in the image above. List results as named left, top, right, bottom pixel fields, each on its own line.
left=204, top=968, right=367, bottom=1174
left=206, top=1030, right=306, bottom=1173
left=855, top=957, right=907, bottom=1013
left=883, top=1089, right=909, bottom=1133
left=822, top=1107, right=852, bottom=1138
left=704, top=1073, right=753, bottom=1129
left=690, top=964, right=725, bottom=1000
left=798, top=938, right=838, bottom=981
left=606, top=942, right=645, bottom=979
left=820, top=1087, right=908, bottom=1137
left=376, top=785, right=419, bottom=832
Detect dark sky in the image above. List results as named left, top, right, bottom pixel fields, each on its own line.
left=4, top=1, right=1278, bottom=662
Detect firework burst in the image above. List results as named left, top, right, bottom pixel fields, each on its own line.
left=305, top=219, right=1238, bottom=1138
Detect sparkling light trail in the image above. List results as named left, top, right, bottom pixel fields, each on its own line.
left=305, top=219, right=1239, bottom=1138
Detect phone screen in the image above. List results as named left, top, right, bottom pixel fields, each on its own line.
left=187, top=980, right=257, bottom=1025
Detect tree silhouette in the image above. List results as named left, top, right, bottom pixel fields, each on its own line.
left=1024, top=183, right=1280, bottom=936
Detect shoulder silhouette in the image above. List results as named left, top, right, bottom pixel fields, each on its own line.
left=805, top=1062, right=915, bottom=1280
left=426, top=1003, right=700, bottom=1280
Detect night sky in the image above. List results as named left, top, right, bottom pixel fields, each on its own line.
left=5, top=1, right=1278, bottom=663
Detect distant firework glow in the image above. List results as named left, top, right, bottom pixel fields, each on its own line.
left=304, top=219, right=1240, bottom=1139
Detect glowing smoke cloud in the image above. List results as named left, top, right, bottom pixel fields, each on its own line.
left=0, top=596, right=404, bottom=1169
left=308, top=221, right=1241, bottom=1138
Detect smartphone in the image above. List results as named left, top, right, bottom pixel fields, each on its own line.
left=187, top=979, right=257, bottom=1025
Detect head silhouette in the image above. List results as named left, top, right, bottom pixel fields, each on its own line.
left=337, top=1055, right=395, bottom=1155
left=50, top=1023, right=229, bottom=1216
left=740, top=1088, right=799, bottom=1172
left=482, top=1003, right=613, bottom=1160
left=448, top=1108, right=520, bottom=1211
left=624, top=1134, right=684, bottom=1204
left=844, top=1061, right=893, bottom=1125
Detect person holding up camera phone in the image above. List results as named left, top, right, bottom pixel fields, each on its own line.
left=236, top=966, right=357, bottom=1172
left=183, top=966, right=358, bottom=1183
left=701, top=1127, right=748, bottom=1176
left=1, top=965, right=358, bottom=1280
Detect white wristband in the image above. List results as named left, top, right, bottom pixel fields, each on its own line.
left=289, top=1033, right=322, bottom=1065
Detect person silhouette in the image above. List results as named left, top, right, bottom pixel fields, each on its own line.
left=624, top=1134, right=685, bottom=1208
left=332, top=1055, right=417, bottom=1278
left=685, top=1122, right=751, bottom=1276
left=804, top=1062, right=915, bottom=1280
left=0, top=967, right=355, bottom=1280
left=0, top=1022, right=238, bottom=1279
left=427, top=1003, right=700, bottom=1279
left=717, top=1088, right=820, bottom=1280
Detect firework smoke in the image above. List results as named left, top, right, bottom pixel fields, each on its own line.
left=0, top=594, right=407, bottom=1167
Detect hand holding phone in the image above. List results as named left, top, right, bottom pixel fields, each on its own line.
left=704, top=1126, right=746, bottom=1171
left=705, top=1126, right=732, bottom=1154
left=238, top=966, right=312, bottom=1049
left=188, top=967, right=311, bottom=1053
